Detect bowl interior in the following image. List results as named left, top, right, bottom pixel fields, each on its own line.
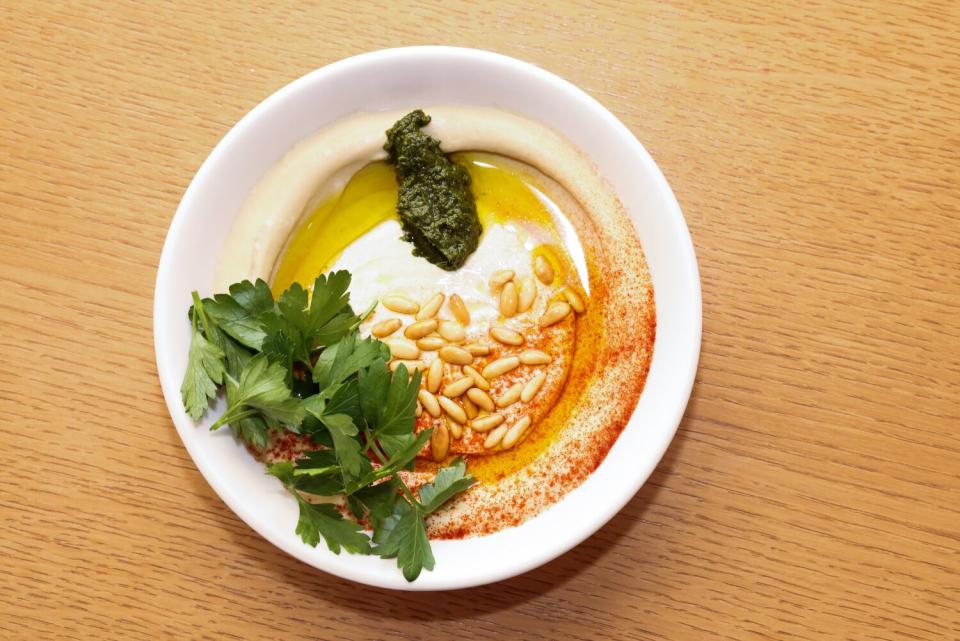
left=154, top=46, right=700, bottom=590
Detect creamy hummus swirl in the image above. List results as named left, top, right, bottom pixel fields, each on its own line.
left=218, top=107, right=636, bottom=290
left=217, top=106, right=655, bottom=537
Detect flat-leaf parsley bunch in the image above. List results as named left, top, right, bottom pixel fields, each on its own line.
left=180, top=271, right=473, bottom=581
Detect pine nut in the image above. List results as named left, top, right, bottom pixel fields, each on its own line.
left=437, top=320, right=466, bottom=343
left=534, top=255, right=554, bottom=285
left=501, top=416, right=532, bottom=448
left=467, top=387, right=495, bottom=412
left=519, top=349, right=552, bottom=365
left=439, top=345, right=473, bottom=366
left=540, top=301, right=571, bottom=327
left=416, top=401, right=423, bottom=417
left=465, top=342, right=492, bottom=356
left=449, top=293, right=470, bottom=325
left=471, top=413, right=504, bottom=433
left=438, top=396, right=467, bottom=424
left=418, top=389, right=441, bottom=417
left=490, top=326, right=524, bottom=346
left=426, top=358, right=443, bottom=393
left=371, top=318, right=401, bottom=338
left=388, top=359, right=422, bottom=374
left=462, top=395, right=479, bottom=420
left=500, top=281, right=518, bottom=318
left=385, top=338, right=419, bottom=360
left=382, top=295, right=419, bottom=315
left=447, top=416, right=464, bottom=439
left=463, top=365, right=490, bottom=390
left=521, top=373, right=547, bottom=402
left=496, top=382, right=524, bottom=408
left=404, top=319, right=438, bottom=340
left=431, top=420, right=449, bottom=462
left=562, top=287, right=586, bottom=313
left=416, top=293, right=444, bottom=320
left=482, top=356, right=520, bottom=379
left=442, top=376, right=474, bottom=398
left=518, top=276, right=537, bottom=313
left=417, top=336, right=445, bottom=351
left=483, top=423, right=508, bottom=449
left=489, top=269, right=515, bottom=293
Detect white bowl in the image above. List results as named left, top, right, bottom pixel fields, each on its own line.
left=154, top=46, right=701, bottom=591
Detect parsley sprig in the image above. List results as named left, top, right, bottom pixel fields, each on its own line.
left=180, top=271, right=474, bottom=581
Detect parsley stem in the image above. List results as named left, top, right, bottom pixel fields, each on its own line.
left=361, top=428, right=422, bottom=509
left=363, top=427, right=373, bottom=449
left=363, top=427, right=388, bottom=464
left=352, top=299, right=378, bottom=327
left=397, top=476, right=423, bottom=511
left=191, top=291, right=215, bottom=339
left=210, top=407, right=258, bottom=430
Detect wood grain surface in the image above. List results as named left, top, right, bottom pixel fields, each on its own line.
left=1, top=2, right=958, bottom=639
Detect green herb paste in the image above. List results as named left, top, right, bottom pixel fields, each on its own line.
left=384, top=110, right=482, bottom=271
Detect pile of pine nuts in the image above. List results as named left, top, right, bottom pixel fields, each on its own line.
left=370, top=255, right=586, bottom=462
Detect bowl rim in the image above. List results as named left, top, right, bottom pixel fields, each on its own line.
left=154, top=45, right=701, bottom=590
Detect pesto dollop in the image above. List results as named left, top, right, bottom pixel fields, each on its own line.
left=384, top=110, right=482, bottom=271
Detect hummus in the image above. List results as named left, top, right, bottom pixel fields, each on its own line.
left=218, top=106, right=655, bottom=538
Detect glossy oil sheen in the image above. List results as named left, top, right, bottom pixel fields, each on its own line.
left=272, top=152, right=568, bottom=294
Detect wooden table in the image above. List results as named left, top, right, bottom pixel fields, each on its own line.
left=2, top=2, right=957, bottom=639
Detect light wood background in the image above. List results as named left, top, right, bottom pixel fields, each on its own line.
left=1, top=2, right=957, bottom=639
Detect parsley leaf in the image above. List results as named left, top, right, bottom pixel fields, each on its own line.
left=180, top=294, right=226, bottom=420
left=418, top=458, right=474, bottom=514
left=291, top=473, right=344, bottom=497
left=212, top=354, right=304, bottom=435
left=270, top=284, right=311, bottom=366
left=371, top=458, right=473, bottom=582
left=358, top=357, right=390, bottom=426
left=358, top=360, right=422, bottom=456
left=234, top=414, right=270, bottom=449
left=304, top=408, right=369, bottom=487
left=291, top=448, right=340, bottom=475
left=268, top=457, right=367, bottom=554
left=259, top=323, right=296, bottom=364
left=276, top=282, right=309, bottom=327
left=370, top=429, right=433, bottom=482
left=268, top=451, right=344, bottom=496
left=202, top=279, right=274, bottom=350
left=304, top=271, right=355, bottom=346
left=323, top=379, right=362, bottom=424
left=348, top=478, right=399, bottom=526
left=277, top=272, right=357, bottom=349
left=313, top=333, right=390, bottom=391
left=213, top=327, right=252, bottom=380
left=224, top=278, right=274, bottom=316
left=374, top=500, right=434, bottom=582
left=299, top=412, right=333, bottom=448
left=188, top=292, right=253, bottom=379
left=294, top=497, right=371, bottom=554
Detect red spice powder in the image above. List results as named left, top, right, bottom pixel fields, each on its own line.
left=420, top=161, right=657, bottom=539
